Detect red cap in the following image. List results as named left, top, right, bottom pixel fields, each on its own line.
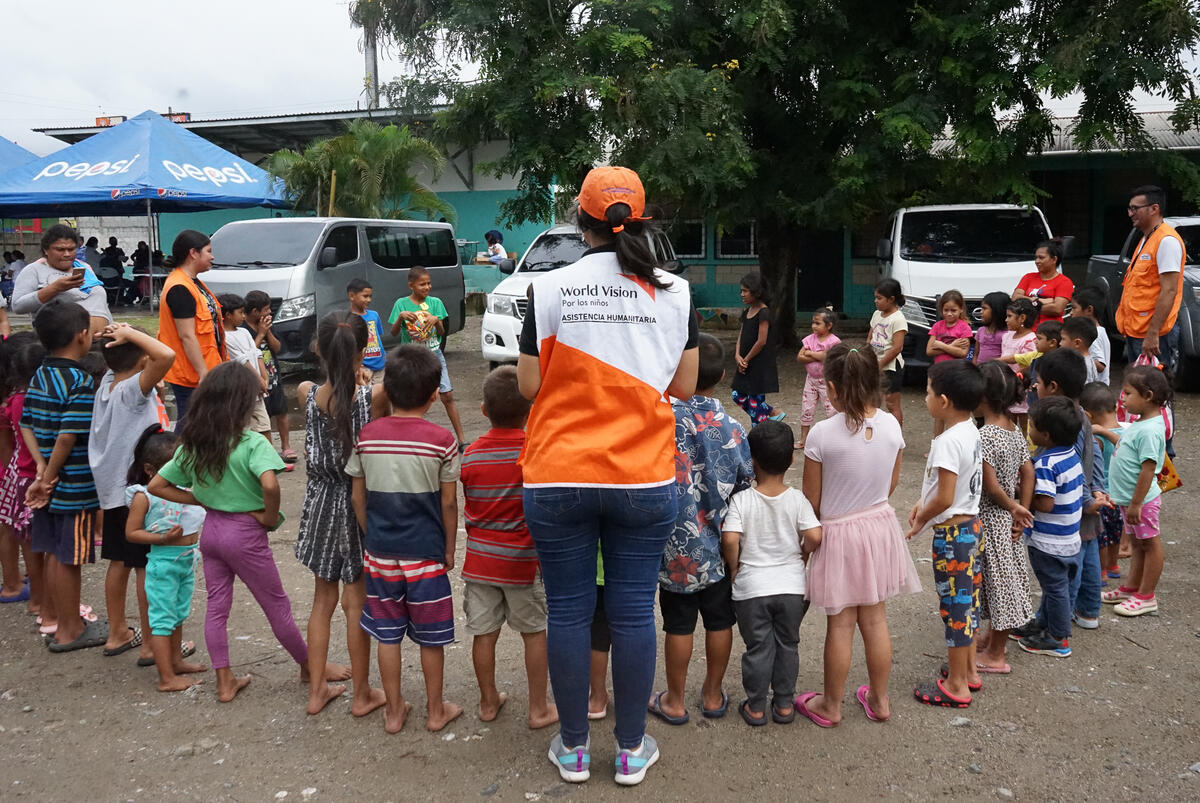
left=577, top=166, right=649, bottom=232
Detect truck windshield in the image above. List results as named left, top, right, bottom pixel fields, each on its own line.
left=519, top=232, right=586, bottom=272
left=210, top=221, right=326, bottom=267
left=899, top=210, right=1048, bottom=263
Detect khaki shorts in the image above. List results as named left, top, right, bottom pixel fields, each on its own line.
left=463, top=579, right=547, bottom=635
left=250, top=397, right=271, bottom=432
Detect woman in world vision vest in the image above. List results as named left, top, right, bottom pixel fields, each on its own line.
left=1116, top=185, right=1185, bottom=367
left=516, top=166, right=699, bottom=787
left=158, top=230, right=227, bottom=425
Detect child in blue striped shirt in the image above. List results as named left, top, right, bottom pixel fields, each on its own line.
left=1019, top=397, right=1084, bottom=658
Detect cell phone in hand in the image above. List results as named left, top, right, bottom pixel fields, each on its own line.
left=72, top=267, right=86, bottom=279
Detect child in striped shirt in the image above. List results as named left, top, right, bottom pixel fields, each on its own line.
left=1018, top=397, right=1084, bottom=658
left=460, top=366, right=557, bottom=730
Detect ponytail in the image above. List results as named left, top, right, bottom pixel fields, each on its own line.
left=823, top=343, right=881, bottom=432
left=315, top=310, right=369, bottom=455
left=576, top=205, right=670, bottom=290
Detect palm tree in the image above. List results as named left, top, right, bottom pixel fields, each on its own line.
left=266, top=120, right=455, bottom=221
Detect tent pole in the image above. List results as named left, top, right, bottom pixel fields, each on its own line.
left=146, top=199, right=156, bottom=312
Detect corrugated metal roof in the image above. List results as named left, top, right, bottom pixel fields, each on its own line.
left=935, top=110, right=1200, bottom=155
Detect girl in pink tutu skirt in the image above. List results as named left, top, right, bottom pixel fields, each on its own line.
left=794, top=344, right=922, bottom=727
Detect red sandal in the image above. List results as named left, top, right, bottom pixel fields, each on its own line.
left=913, top=678, right=971, bottom=708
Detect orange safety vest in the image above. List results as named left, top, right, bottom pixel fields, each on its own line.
left=159, top=268, right=226, bottom=387
left=1116, top=223, right=1185, bottom=338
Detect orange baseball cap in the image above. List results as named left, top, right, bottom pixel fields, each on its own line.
left=577, top=166, right=649, bottom=232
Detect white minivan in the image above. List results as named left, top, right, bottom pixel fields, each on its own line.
left=480, top=223, right=682, bottom=365
left=204, top=217, right=465, bottom=362
left=876, top=204, right=1060, bottom=369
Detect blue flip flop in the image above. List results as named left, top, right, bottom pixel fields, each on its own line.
left=647, top=691, right=689, bottom=725
left=0, top=581, right=29, bottom=604
left=701, top=690, right=729, bottom=719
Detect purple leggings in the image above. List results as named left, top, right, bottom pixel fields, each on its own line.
left=200, top=510, right=308, bottom=670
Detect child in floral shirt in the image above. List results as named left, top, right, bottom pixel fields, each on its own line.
left=651, top=334, right=752, bottom=725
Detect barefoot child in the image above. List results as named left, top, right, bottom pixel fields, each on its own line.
left=296, top=311, right=390, bottom=716
left=722, top=420, right=821, bottom=725
left=731, top=271, right=785, bottom=425
left=388, top=267, right=467, bottom=446
left=652, top=334, right=750, bottom=726
left=0, top=334, right=44, bottom=614
left=1098, top=365, right=1169, bottom=617
left=125, top=427, right=208, bottom=691
left=796, top=307, right=840, bottom=448
left=346, top=344, right=462, bottom=733
left=461, top=366, right=557, bottom=729
left=974, top=361, right=1034, bottom=675
left=796, top=344, right=921, bottom=727
left=869, top=279, right=907, bottom=427
left=88, top=323, right=175, bottom=661
left=22, top=301, right=106, bottom=652
left=907, top=360, right=985, bottom=708
left=149, top=362, right=311, bottom=702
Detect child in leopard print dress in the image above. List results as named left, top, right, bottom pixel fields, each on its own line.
left=974, top=361, right=1035, bottom=676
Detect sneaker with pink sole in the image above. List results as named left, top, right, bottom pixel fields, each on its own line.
left=1114, top=596, right=1158, bottom=616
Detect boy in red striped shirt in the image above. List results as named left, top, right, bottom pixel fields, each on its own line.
left=461, top=366, right=558, bottom=729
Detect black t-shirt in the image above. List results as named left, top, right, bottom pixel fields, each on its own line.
left=518, top=247, right=698, bottom=357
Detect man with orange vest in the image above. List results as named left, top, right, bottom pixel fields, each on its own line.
left=1115, top=185, right=1184, bottom=371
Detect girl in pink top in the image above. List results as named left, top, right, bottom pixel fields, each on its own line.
left=794, top=343, right=921, bottom=728
left=1000, top=297, right=1038, bottom=434
left=0, top=333, right=46, bottom=613
left=973, top=291, right=1011, bottom=365
left=795, top=307, right=841, bottom=448
left=926, top=291, right=973, bottom=437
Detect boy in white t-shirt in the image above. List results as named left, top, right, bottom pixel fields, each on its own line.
left=721, top=420, right=821, bottom=726
left=217, top=293, right=274, bottom=443
left=907, top=360, right=985, bottom=710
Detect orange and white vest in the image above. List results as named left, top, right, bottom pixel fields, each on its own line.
left=159, top=269, right=226, bottom=387
left=520, top=251, right=692, bottom=488
left=1116, top=223, right=1185, bottom=338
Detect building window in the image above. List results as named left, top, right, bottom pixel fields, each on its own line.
left=664, top=219, right=705, bottom=259
left=717, top=222, right=756, bottom=258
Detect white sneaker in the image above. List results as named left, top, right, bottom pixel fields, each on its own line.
left=614, top=734, right=659, bottom=786
left=548, top=734, right=590, bottom=783
left=1072, top=611, right=1100, bottom=630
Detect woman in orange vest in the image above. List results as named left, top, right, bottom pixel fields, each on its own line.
left=158, top=230, right=226, bottom=425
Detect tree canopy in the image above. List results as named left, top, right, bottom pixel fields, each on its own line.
left=266, top=119, right=454, bottom=221
left=356, top=0, right=1200, bottom=332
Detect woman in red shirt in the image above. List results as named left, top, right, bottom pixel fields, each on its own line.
left=1012, top=239, right=1073, bottom=323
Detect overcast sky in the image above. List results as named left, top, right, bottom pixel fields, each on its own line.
left=0, top=1, right=1182, bottom=157
left=0, top=0, right=410, bottom=154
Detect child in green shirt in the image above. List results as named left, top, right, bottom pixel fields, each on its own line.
left=388, top=266, right=466, bottom=446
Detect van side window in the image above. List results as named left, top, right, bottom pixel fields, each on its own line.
left=323, top=226, right=358, bottom=265
left=366, top=226, right=457, bottom=269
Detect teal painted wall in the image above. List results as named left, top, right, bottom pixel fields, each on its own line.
left=439, top=189, right=549, bottom=263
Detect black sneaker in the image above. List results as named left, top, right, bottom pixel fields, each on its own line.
left=1008, top=619, right=1043, bottom=641
left=1018, top=633, right=1071, bottom=657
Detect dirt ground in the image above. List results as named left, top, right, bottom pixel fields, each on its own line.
left=2, top=316, right=1199, bottom=802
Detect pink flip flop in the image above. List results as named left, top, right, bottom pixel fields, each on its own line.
left=975, top=662, right=1012, bottom=675
left=856, top=685, right=888, bottom=722
left=794, top=691, right=837, bottom=728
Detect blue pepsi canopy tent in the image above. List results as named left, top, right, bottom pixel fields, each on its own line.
left=0, top=137, right=36, bottom=174
left=0, top=110, right=286, bottom=218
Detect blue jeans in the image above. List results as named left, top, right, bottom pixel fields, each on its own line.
left=523, top=485, right=676, bottom=749
left=1069, top=538, right=1101, bottom=619
left=167, top=382, right=195, bottom=430
left=1028, top=545, right=1081, bottom=641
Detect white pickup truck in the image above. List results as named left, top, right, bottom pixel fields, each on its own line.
left=876, top=204, right=1057, bottom=373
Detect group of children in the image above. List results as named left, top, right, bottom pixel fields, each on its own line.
left=718, top=267, right=1171, bottom=715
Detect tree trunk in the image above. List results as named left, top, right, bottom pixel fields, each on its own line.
left=756, top=216, right=804, bottom=349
